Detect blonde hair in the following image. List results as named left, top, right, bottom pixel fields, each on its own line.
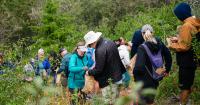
left=143, top=30, right=157, bottom=44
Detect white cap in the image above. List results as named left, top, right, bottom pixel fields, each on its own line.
left=84, top=31, right=102, bottom=46
left=78, top=46, right=87, bottom=52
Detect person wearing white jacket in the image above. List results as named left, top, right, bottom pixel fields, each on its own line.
left=114, top=39, right=131, bottom=88
left=118, top=45, right=130, bottom=68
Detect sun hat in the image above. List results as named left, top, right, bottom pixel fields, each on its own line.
left=84, top=31, right=102, bottom=46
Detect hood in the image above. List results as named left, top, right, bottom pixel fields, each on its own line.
left=145, top=39, right=162, bottom=54
left=184, top=17, right=200, bottom=31
left=118, top=45, right=127, bottom=51
left=174, top=2, right=192, bottom=21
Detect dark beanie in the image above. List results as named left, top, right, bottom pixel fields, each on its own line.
left=174, top=2, right=192, bottom=21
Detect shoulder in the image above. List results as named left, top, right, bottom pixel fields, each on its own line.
left=133, top=30, right=142, bottom=38
left=70, top=53, right=77, bottom=59
left=138, top=44, right=145, bottom=52
left=181, top=22, right=193, bottom=30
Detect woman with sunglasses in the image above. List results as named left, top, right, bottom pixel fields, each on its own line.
left=68, top=41, right=90, bottom=105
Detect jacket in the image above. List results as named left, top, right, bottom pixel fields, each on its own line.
left=169, top=17, right=200, bottom=67
left=43, top=58, right=51, bottom=75
left=118, top=45, right=130, bottom=68
left=88, top=37, right=126, bottom=88
left=57, top=53, right=72, bottom=77
left=68, top=53, right=88, bottom=89
left=131, top=30, right=144, bottom=57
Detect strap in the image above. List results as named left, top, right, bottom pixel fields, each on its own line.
left=141, top=43, right=162, bottom=68
left=145, top=65, right=154, bottom=79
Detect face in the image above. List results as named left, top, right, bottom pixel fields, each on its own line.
left=49, top=56, right=53, bottom=61
left=77, top=49, right=85, bottom=57
left=142, top=30, right=153, bottom=41
left=119, top=37, right=125, bottom=45
left=61, top=50, right=67, bottom=57
left=89, top=42, right=97, bottom=49
left=38, top=52, right=44, bottom=59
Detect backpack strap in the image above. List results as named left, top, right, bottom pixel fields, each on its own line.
left=145, top=65, right=155, bottom=79
left=141, top=43, right=162, bottom=68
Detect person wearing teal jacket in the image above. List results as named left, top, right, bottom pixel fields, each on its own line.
left=57, top=48, right=72, bottom=78
left=68, top=44, right=89, bottom=89
left=68, top=42, right=89, bottom=105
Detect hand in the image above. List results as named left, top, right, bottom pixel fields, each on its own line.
left=85, top=71, right=89, bottom=76
left=156, top=68, right=166, bottom=75
left=163, top=72, right=169, bottom=77
left=83, top=66, right=89, bottom=71
left=170, top=37, right=178, bottom=43
left=166, top=38, right=172, bottom=47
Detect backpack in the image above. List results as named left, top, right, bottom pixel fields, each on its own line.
left=86, top=48, right=95, bottom=67
left=141, top=43, right=164, bottom=81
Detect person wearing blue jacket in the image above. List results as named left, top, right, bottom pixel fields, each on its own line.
left=68, top=41, right=90, bottom=105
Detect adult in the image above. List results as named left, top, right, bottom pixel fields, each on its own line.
left=167, top=2, right=200, bottom=104
left=114, top=39, right=131, bottom=87
left=133, top=24, right=172, bottom=104
left=57, top=48, right=71, bottom=85
left=35, top=48, right=46, bottom=77
left=68, top=42, right=89, bottom=105
left=84, top=31, right=126, bottom=104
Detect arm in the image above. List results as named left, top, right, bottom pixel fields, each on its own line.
left=161, top=43, right=172, bottom=73
left=88, top=47, right=106, bottom=76
left=133, top=46, right=146, bottom=75
left=68, top=55, right=83, bottom=73
left=131, top=30, right=144, bottom=57
left=169, top=25, right=192, bottom=52
left=57, top=59, right=65, bottom=73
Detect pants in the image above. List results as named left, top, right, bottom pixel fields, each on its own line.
left=179, top=66, right=196, bottom=90
left=101, top=83, right=120, bottom=104
left=69, top=88, right=86, bottom=105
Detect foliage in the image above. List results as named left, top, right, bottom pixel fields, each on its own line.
left=31, top=0, right=87, bottom=52
left=1, top=0, right=200, bottom=105
left=25, top=77, right=63, bottom=105
left=116, top=82, right=156, bottom=105
left=0, top=65, right=29, bottom=104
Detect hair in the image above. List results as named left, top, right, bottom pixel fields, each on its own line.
left=49, top=50, right=58, bottom=60
left=141, top=24, right=157, bottom=44
left=143, top=30, right=157, bottom=44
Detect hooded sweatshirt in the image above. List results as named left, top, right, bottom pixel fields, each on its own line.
left=170, top=2, right=200, bottom=67
left=170, top=3, right=200, bottom=52
left=133, top=39, right=172, bottom=89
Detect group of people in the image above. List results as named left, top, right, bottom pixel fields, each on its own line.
left=0, top=2, right=199, bottom=105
